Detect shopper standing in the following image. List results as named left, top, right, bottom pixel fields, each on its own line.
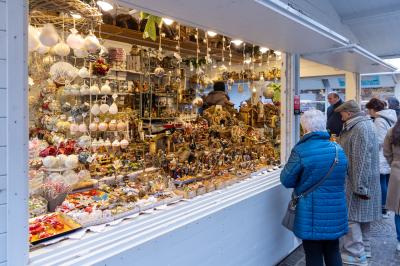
left=203, top=81, right=231, bottom=108
left=387, top=96, right=400, bottom=118
left=366, top=98, right=397, bottom=219
left=335, top=100, right=381, bottom=266
left=281, top=109, right=348, bottom=266
left=327, top=92, right=344, bottom=136
left=383, top=122, right=400, bottom=252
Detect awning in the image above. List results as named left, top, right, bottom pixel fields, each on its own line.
left=118, top=0, right=394, bottom=73
left=119, top=0, right=349, bottom=53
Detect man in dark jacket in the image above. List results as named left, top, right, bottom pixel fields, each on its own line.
left=327, top=92, right=344, bottom=135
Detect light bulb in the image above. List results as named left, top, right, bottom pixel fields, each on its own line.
left=231, top=39, right=243, bottom=46
left=162, top=18, right=174, bottom=26
left=207, top=31, right=217, bottom=37
left=71, top=13, right=82, bottom=19
left=275, top=51, right=282, bottom=56
left=252, top=87, right=257, bottom=93
left=97, top=1, right=113, bottom=11
left=260, top=47, right=269, bottom=54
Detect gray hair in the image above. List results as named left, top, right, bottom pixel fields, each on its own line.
left=300, top=109, right=327, bottom=133
left=328, top=92, right=339, bottom=98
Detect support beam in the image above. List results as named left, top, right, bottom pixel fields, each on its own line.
left=345, top=72, right=361, bottom=103
left=281, top=53, right=300, bottom=162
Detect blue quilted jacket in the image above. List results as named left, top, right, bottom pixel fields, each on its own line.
left=280, top=131, right=348, bottom=240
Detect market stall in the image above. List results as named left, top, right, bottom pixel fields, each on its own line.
left=25, top=1, right=289, bottom=265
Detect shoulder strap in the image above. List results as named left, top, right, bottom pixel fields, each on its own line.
left=296, top=144, right=339, bottom=200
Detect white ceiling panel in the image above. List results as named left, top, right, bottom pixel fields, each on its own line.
left=329, top=0, right=400, bottom=57
left=119, top=0, right=349, bottom=54
left=303, top=45, right=396, bottom=73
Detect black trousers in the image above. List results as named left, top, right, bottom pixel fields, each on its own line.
left=302, top=239, right=342, bottom=266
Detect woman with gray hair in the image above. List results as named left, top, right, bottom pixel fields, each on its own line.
left=281, top=109, right=348, bottom=266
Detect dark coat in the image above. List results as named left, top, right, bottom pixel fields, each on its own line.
left=280, top=131, right=348, bottom=240
left=327, top=99, right=344, bottom=136
left=204, top=91, right=230, bottom=108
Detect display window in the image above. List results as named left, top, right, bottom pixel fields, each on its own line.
left=27, top=0, right=283, bottom=253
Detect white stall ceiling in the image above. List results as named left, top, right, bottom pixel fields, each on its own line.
left=329, top=0, right=400, bottom=58
left=119, top=0, right=348, bottom=54
left=303, top=45, right=396, bottom=74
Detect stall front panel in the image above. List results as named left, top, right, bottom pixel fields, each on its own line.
left=29, top=170, right=296, bottom=266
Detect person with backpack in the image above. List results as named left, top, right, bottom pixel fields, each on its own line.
left=366, top=98, right=397, bottom=218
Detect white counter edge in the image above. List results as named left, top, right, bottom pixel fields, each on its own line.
left=29, top=169, right=283, bottom=266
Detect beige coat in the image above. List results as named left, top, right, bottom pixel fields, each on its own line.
left=383, top=128, right=400, bottom=214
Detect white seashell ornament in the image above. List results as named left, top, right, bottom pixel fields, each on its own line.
left=65, top=155, right=79, bottom=169
left=57, top=154, right=68, bottom=168
left=43, top=156, right=57, bottom=168
left=89, top=84, right=100, bottom=95
left=100, top=81, right=112, bottom=94
left=80, top=84, right=90, bottom=95
left=120, top=139, right=129, bottom=149
left=54, top=41, right=70, bottom=57
left=39, top=24, right=59, bottom=47
left=100, top=103, right=109, bottom=114
left=66, top=28, right=84, bottom=49
left=109, top=102, right=118, bottom=115
left=84, top=31, right=100, bottom=53
left=91, top=103, right=100, bottom=116
left=78, top=67, right=90, bottom=79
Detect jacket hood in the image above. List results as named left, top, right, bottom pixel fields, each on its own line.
left=377, top=109, right=397, bottom=124
left=343, top=113, right=369, bottom=132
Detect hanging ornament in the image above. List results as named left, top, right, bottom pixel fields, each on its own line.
left=54, top=41, right=70, bottom=57
left=39, top=24, right=59, bottom=47
left=109, top=94, right=118, bottom=114
left=49, top=62, right=78, bottom=85
left=84, top=31, right=100, bottom=53
left=78, top=66, right=89, bottom=79
left=37, top=43, right=50, bottom=55
left=100, top=80, right=112, bottom=94
left=67, top=28, right=84, bottom=50
left=28, top=25, right=40, bottom=52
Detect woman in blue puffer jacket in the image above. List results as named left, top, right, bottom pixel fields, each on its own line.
left=281, top=109, right=348, bottom=266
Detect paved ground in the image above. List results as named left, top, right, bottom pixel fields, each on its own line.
left=277, top=213, right=400, bottom=266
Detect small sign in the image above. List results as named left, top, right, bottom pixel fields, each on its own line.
left=294, top=95, right=301, bottom=115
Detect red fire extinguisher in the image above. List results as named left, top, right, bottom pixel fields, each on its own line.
left=294, top=95, right=301, bottom=115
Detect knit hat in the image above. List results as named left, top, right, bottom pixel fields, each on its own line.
left=335, top=100, right=361, bottom=113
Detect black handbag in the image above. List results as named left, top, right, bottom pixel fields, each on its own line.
left=282, top=144, right=339, bottom=231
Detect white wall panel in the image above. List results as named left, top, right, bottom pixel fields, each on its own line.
left=0, top=204, right=5, bottom=234
left=0, top=175, right=5, bottom=205
left=0, top=118, right=5, bottom=147
left=0, top=2, right=5, bottom=32
left=0, top=90, right=5, bottom=117
left=0, top=147, right=5, bottom=176
left=0, top=233, right=5, bottom=263
left=0, top=61, right=5, bottom=89
left=0, top=32, right=6, bottom=60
